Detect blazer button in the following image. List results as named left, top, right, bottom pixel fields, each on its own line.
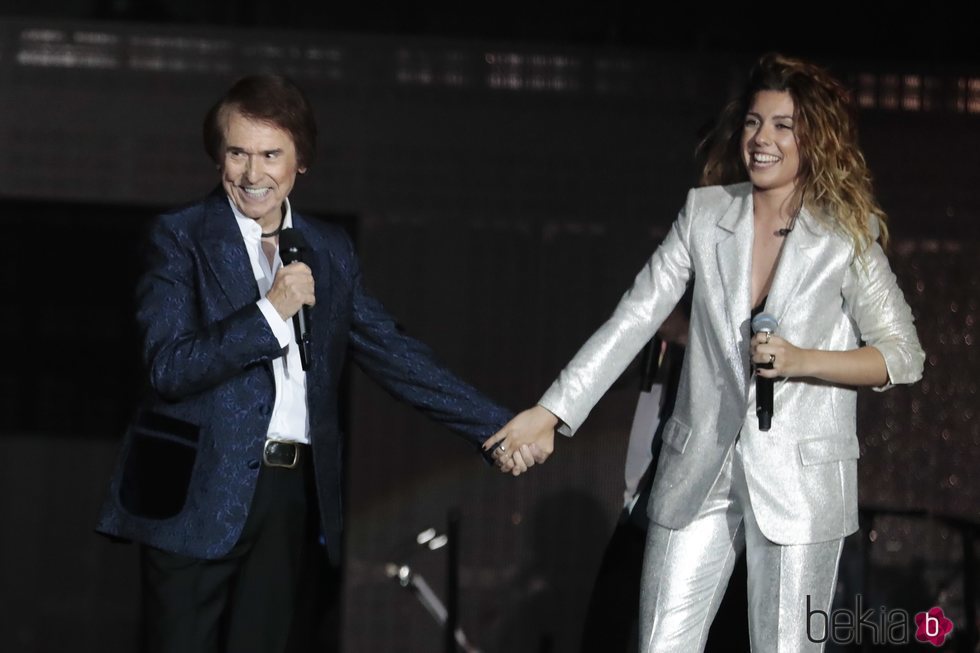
left=248, top=459, right=260, bottom=470
left=259, top=404, right=271, bottom=416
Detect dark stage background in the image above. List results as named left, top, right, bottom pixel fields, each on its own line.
left=0, top=10, right=978, bottom=653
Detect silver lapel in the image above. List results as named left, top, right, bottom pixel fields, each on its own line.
left=715, top=189, right=753, bottom=392
left=763, top=206, right=822, bottom=328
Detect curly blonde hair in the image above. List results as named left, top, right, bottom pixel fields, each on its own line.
left=697, top=53, right=888, bottom=252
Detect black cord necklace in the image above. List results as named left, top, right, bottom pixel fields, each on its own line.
left=775, top=211, right=799, bottom=237
left=261, top=204, right=286, bottom=238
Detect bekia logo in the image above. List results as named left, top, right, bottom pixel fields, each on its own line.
left=915, top=607, right=954, bottom=647
left=807, top=595, right=954, bottom=647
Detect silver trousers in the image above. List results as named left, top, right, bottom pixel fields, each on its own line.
left=639, top=440, right=844, bottom=653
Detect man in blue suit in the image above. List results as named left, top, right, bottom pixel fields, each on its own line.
left=96, top=75, right=511, bottom=653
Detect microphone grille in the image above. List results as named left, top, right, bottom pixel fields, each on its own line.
left=751, top=312, right=779, bottom=333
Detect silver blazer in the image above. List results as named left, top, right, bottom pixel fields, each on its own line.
left=540, top=183, right=924, bottom=545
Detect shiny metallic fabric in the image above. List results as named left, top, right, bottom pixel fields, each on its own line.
left=539, top=182, right=924, bottom=544
left=638, top=442, right=843, bottom=652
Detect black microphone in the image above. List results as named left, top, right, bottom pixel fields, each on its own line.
left=751, top=312, right=778, bottom=431
left=279, top=228, right=312, bottom=371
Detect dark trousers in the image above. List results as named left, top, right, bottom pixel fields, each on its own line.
left=580, top=514, right=647, bottom=653
left=141, top=457, right=323, bottom=653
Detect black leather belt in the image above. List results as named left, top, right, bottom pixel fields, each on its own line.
left=263, top=440, right=306, bottom=469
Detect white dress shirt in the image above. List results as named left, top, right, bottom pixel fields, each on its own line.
left=230, top=197, right=310, bottom=444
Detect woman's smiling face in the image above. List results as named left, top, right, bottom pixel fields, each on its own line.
left=741, top=90, right=801, bottom=201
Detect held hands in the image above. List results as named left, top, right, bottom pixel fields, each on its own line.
left=751, top=332, right=808, bottom=378
left=482, top=406, right=558, bottom=477
left=267, top=262, right=315, bottom=320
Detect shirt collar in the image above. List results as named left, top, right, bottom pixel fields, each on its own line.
left=229, top=197, right=294, bottom=243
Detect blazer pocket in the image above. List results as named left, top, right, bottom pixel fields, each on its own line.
left=798, top=437, right=860, bottom=466
left=119, top=410, right=199, bottom=519
left=661, top=416, right=692, bottom=454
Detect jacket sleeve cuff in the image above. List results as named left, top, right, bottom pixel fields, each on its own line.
left=536, top=396, right=575, bottom=437
left=870, top=343, right=924, bottom=393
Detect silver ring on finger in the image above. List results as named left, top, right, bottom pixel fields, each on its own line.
left=763, top=332, right=771, bottom=344
left=768, top=353, right=776, bottom=364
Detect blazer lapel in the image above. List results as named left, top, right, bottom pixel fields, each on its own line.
left=715, top=189, right=753, bottom=392
left=290, top=212, right=340, bottom=391
left=290, top=212, right=336, bottom=325
left=763, top=207, right=822, bottom=327
left=200, top=190, right=261, bottom=311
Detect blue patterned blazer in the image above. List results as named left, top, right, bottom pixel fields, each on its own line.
left=97, top=189, right=511, bottom=561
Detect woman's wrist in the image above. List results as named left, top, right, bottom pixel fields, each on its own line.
left=532, top=405, right=560, bottom=429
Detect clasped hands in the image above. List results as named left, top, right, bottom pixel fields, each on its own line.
left=482, top=406, right=558, bottom=477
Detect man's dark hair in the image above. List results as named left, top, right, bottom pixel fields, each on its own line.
left=203, top=74, right=318, bottom=169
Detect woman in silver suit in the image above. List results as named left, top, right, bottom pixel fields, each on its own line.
left=484, top=54, right=925, bottom=652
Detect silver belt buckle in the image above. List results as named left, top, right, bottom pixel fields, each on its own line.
left=263, top=440, right=300, bottom=469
